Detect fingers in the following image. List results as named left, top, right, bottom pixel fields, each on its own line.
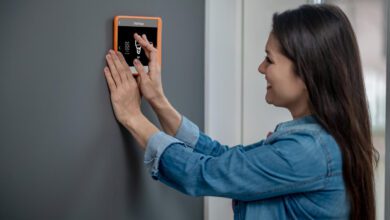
left=134, top=33, right=160, bottom=77
left=109, top=50, right=128, bottom=82
left=133, top=59, right=147, bottom=79
left=141, top=34, right=159, bottom=64
left=141, top=34, right=154, bottom=59
left=104, top=66, right=116, bottom=91
left=138, top=34, right=150, bottom=59
left=142, top=34, right=154, bottom=50
left=142, top=34, right=148, bottom=41
left=117, top=51, right=129, bottom=68
left=134, top=33, right=158, bottom=63
left=116, top=51, right=131, bottom=79
left=106, top=53, right=122, bottom=85
left=134, top=33, right=155, bottom=51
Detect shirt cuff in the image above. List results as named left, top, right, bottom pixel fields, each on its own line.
left=174, top=115, right=200, bottom=148
left=144, top=131, right=184, bottom=179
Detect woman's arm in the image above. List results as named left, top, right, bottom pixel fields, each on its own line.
left=130, top=34, right=183, bottom=137
left=148, top=95, right=182, bottom=137
left=104, top=49, right=160, bottom=149
left=124, top=113, right=160, bottom=149
left=150, top=95, right=237, bottom=157
left=132, top=33, right=234, bottom=156
left=146, top=132, right=329, bottom=201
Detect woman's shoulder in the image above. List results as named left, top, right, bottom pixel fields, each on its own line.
left=264, top=120, right=342, bottom=175
left=265, top=115, right=334, bottom=148
left=265, top=118, right=324, bottom=145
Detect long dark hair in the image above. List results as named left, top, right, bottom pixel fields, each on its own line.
left=272, top=4, right=379, bottom=220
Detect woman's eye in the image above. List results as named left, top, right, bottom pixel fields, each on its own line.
left=265, top=56, right=273, bottom=64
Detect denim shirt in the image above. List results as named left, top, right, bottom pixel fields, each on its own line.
left=144, top=115, right=350, bottom=219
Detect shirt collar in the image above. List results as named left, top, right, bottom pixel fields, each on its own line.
left=274, top=114, right=317, bottom=132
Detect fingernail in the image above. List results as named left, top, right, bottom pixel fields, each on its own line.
left=106, top=55, right=110, bottom=59
left=133, top=59, right=139, bottom=65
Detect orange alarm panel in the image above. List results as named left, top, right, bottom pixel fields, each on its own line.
left=114, top=16, right=162, bottom=74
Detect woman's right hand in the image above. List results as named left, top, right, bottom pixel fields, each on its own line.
left=132, top=33, right=165, bottom=105
left=131, top=33, right=182, bottom=136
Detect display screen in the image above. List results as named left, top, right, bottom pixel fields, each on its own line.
left=118, top=26, right=158, bottom=66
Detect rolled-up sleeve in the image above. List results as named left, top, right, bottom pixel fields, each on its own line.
left=174, top=115, right=233, bottom=157
left=174, top=115, right=200, bottom=148
left=144, top=131, right=193, bottom=179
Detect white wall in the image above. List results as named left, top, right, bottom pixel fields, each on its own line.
left=242, top=0, right=305, bottom=144
left=204, top=0, right=242, bottom=219
left=205, top=1, right=305, bottom=219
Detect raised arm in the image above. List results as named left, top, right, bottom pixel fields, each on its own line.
left=132, top=33, right=236, bottom=156
left=131, top=33, right=182, bottom=137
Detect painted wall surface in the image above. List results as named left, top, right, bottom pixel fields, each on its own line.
left=0, top=0, right=204, bottom=219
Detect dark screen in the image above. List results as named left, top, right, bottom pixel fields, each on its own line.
left=118, top=26, right=158, bottom=66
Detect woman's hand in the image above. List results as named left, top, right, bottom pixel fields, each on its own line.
left=132, top=33, right=182, bottom=136
left=133, top=33, right=165, bottom=105
left=104, top=50, right=141, bottom=125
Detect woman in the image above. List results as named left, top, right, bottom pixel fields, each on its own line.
left=103, top=4, right=378, bottom=220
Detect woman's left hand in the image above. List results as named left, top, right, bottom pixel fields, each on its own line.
left=104, top=50, right=141, bottom=125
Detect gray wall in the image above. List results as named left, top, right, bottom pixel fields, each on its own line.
left=0, top=0, right=204, bottom=219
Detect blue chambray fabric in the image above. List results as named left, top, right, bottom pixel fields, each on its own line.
left=144, top=115, right=349, bottom=219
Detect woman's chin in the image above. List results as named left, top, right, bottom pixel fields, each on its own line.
left=265, top=93, right=273, bottom=104
left=265, top=97, right=272, bottom=104
left=265, top=96, right=282, bottom=107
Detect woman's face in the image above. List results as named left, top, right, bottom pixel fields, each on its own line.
left=258, top=33, right=309, bottom=115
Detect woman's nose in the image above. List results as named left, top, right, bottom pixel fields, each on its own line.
left=258, top=60, right=265, bottom=75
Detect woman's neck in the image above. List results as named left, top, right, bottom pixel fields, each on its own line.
left=288, top=100, right=312, bottom=120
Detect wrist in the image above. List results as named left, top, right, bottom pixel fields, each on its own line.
left=148, top=95, right=181, bottom=136
left=124, top=113, right=145, bottom=131
left=122, top=113, right=160, bottom=149
left=149, top=95, right=170, bottom=111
